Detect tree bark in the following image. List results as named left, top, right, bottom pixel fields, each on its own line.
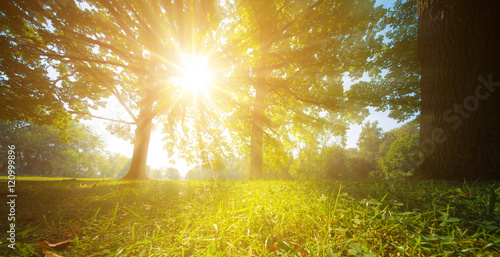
left=249, top=77, right=267, bottom=180
left=248, top=29, right=270, bottom=180
left=414, top=0, right=500, bottom=180
left=122, top=90, right=154, bottom=180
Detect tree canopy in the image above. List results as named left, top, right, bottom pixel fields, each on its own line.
left=1, top=0, right=393, bottom=180
left=1, top=0, right=225, bottom=179
left=7, top=0, right=494, bottom=181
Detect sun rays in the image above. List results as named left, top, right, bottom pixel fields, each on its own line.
left=176, top=54, right=213, bottom=97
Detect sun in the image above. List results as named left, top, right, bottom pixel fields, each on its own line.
left=177, top=54, right=213, bottom=95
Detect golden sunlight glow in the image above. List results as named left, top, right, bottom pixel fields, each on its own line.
left=176, top=54, right=213, bottom=96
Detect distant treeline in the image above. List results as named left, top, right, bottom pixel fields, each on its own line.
left=185, top=118, right=420, bottom=180
left=1, top=117, right=419, bottom=180
left=0, top=121, right=130, bottom=178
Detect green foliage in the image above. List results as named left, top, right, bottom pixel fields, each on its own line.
left=183, top=119, right=421, bottom=181
left=218, top=0, right=386, bottom=178
left=103, top=153, right=131, bottom=178
left=346, top=155, right=375, bottom=180
left=357, top=121, right=384, bottom=161
left=347, top=121, right=384, bottom=178
left=1, top=0, right=415, bottom=180
left=185, top=166, right=216, bottom=181
left=289, top=147, right=323, bottom=181
left=1, top=179, right=498, bottom=256
left=380, top=134, right=419, bottom=178
left=166, top=167, right=181, bottom=180
left=0, top=121, right=128, bottom=177
left=146, top=166, right=182, bottom=180
left=323, top=145, right=347, bottom=180
left=1, top=0, right=424, bottom=181
left=262, top=136, right=294, bottom=180
left=347, top=0, right=419, bottom=122
left=377, top=118, right=419, bottom=178
left=215, top=157, right=250, bottom=180
left=0, top=1, right=73, bottom=134
left=1, top=0, right=227, bottom=176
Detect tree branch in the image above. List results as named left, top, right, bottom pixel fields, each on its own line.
left=77, top=62, right=139, bottom=122
left=109, top=87, right=138, bottom=122
left=280, top=86, right=341, bottom=112
left=51, top=34, right=136, bottom=63
left=53, top=71, right=77, bottom=85
left=279, top=0, right=325, bottom=34
left=69, top=111, right=136, bottom=125
left=98, top=1, right=144, bottom=50
left=42, top=53, right=145, bottom=73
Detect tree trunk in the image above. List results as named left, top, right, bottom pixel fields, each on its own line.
left=414, top=0, right=500, bottom=180
left=249, top=81, right=267, bottom=180
left=122, top=91, right=154, bottom=180
left=248, top=31, right=270, bottom=180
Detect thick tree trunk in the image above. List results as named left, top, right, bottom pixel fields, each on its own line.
left=249, top=80, right=267, bottom=180
left=414, top=0, right=500, bottom=180
left=248, top=33, right=270, bottom=180
left=122, top=91, right=154, bottom=180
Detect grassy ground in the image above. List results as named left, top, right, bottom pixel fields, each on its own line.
left=0, top=177, right=498, bottom=256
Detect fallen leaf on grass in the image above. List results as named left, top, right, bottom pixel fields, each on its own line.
left=323, top=217, right=339, bottom=225
left=288, top=241, right=309, bottom=257
left=36, top=240, right=72, bottom=250
left=42, top=250, right=65, bottom=257
left=117, top=213, right=128, bottom=220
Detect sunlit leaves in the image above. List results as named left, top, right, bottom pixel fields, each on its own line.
left=1, top=0, right=229, bottom=175
left=2, top=0, right=392, bottom=176
left=216, top=0, right=386, bottom=178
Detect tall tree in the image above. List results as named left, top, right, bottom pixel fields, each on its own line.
left=220, top=0, right=386, bottom=179
left=355, top=121, right=384, bottom=176
left=357, top=121, right=384, bottom=161
left=380, top=133, right=419, bottom=178
left=1, top=0, right=220, bottom=179
left=415, top=0, right=500, bottom=180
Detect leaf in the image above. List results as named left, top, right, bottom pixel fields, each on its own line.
left=323, top=217, right=339, bottom=225
left=348, top=243, right=363, bottom=255
left=36, top=240, right=72, bottom=251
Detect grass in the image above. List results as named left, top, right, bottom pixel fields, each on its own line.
left=0, top=177, right=499, bottom=256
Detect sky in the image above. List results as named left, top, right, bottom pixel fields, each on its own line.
left=82, top=0, right=401, bottom=176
